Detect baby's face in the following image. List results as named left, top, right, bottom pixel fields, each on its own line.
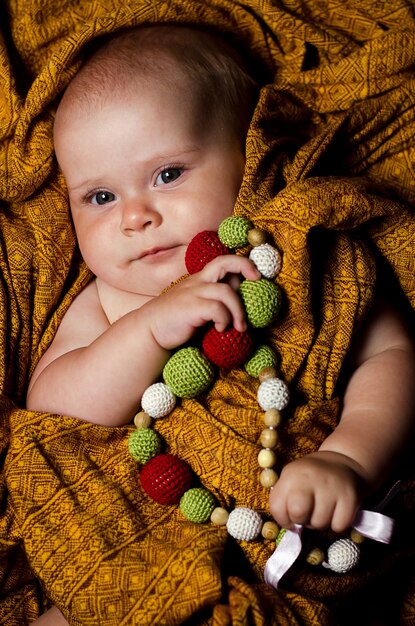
left=54, top=84, right=245, bottom=297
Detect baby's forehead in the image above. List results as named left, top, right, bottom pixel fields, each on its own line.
left=53, top=74, right=202, bottom=167
left=56, top=48, right=187, bottom=121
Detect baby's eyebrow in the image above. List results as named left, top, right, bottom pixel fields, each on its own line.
left=66, top=147, right=202, bottom=193
left=152, top=147, right=201, bottom=161
left=67, top=180, right=99, bottom=193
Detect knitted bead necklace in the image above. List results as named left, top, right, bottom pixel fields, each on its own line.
left=129, top=216, right=287, bottom=537
left=128, top=215, right=394, bottom=581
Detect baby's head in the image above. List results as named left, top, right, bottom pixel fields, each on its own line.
left=53, top=25, right=259, bottom=296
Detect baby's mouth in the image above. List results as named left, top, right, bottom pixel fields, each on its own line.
left=137, top=245, right=181, bottom=260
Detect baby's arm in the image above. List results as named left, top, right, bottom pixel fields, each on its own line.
left=30, top=606, right=69, bottom=625
left=269, top=292, right=415, bottom=532
left=26, top=255, right=259, bottom=426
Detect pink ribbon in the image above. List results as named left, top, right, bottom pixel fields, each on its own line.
left=264, top=498, right=397, bottom=590
left=352, top=509, right=394, bottom=543
left=264, top=524, right=303, bottom=589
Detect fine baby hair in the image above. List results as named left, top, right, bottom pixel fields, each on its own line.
left=55, top=24, right=260, bottom=149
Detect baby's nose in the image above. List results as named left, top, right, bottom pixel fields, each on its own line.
left=120, top=198, right=159, bottom=234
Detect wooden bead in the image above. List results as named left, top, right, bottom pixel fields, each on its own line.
left=134, top=411, right=152, bottom=428
left=261, top=520, right=280, bottom=540
left=260, top=468, right=278, bottom=488
left=306, top=547, right=325, bottom=566
left=210, top=507, right=229, bottom=526
left=350, top=529, right=365, bottom=544
left=258, top=448, right=277, bottom=468
left=259, top=428, right=278, bottom=449
left=258, top=366, right=278, bottom=382
left=263, top=409, right=281, bottom=428
left=247, top=227, right=267, bottom=247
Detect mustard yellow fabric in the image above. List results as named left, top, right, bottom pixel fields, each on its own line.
left=1, top=1, right=415, bottom=624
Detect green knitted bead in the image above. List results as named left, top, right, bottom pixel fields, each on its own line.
left=276, top=528, right=287, bottom=546
left=244, top=345, right=278, bottom=377
left=179, top=487, right=216, bottom=523
left=163, top=347, right=214, bottom=399
left=217, top=216, right=251, bottom=249
left=128, top=428, right=162, bottom=464
left=239, top=279, right=281, bottom=328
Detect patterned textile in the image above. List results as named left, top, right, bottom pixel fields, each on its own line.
left=1, top=1, right=415, bottom=624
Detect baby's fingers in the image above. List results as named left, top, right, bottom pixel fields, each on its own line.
left=309, top=490, right=357, bottom=532
left=308, top=497, right=337, bottom=531
left=330, top=492, right=360, bottom=534
left=270, top=484, right=315, bottom=529
left=199, top=283, right=248, bottom=332
left=201, top=254, right=260, bottom=283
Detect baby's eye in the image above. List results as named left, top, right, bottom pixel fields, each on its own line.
left=91, top=191, right=116, bottom=205
left=155, top=167, right=183, bottom=186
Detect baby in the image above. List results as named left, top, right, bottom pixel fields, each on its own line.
left=27, top=23, right=414, bottom=625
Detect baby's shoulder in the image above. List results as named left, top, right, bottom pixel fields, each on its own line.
left=58, top=279, right=109, bottom=340
left=95, top=278, right=149, bottom=324
left=68, top=278, right=103, bottom=313
left=27, top=279, right=109, bottom=393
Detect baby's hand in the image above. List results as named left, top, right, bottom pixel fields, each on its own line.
left=269, top=451, right=367, bottom=533
left=146, top=255, right=260, bottom=351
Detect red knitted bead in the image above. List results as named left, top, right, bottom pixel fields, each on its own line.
left=185, top=231, right=229, bottom=274
left=202, top=326, right=254, bottom=368
left=140, top=453, right=193, bottom=505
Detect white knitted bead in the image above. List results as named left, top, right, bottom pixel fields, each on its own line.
left=226, top=507, right=263, bottom=541
left=141, top=382, right=176, bottom=418
left=257, top=378, right=290, bottom=411
left=249, top=244, right=282, bottom=279
left=327, top=539, right=360, bottom=573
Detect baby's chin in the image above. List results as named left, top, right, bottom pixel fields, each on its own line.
left=117, top=253, right=188, bottom=297
left=156, top=263, right=188, bottom=293
left=134, top=272, right=188, bottom=297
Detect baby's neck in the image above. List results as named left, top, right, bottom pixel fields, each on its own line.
left=95, top=278, right=153, bottom=324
